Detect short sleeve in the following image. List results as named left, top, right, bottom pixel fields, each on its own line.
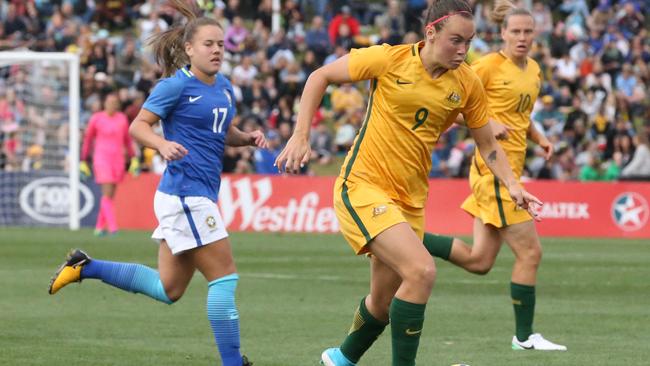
left=470, top=56, right=492, bottom=88
left=463, top=73, right=489, bottom=129
left=142, top=77, right=184, bottom=119
left=348, top=44, right=391, bottom=81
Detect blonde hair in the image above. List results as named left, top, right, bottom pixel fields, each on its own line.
left=490, top=0, right=533, bottom=29
left=148, top=0, right=223, bottom=76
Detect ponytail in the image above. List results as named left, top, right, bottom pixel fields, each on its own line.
left=148, top=0, right=222, bottom=76
left=490, top=0, right=533, bottom=29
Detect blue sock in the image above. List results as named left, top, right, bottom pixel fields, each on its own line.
left=81, top=259, right=172, bottom=304
left=207, top=273, right=242, bottom=366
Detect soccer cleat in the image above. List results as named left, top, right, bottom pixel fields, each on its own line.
left=48, top=249, right=91, bottom=295
left=320, top=348, right=356, bottom=366
left=242, top=355, right=253, bottom=366
left=512, top=333, right=567, bottom=351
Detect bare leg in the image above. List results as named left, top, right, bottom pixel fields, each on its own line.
left=157, top=240, right=196, bottom=301
left=500, top=220, right=542, bottom=285
left=370, top=222, right=436, bottom=365
left=447, top=218, right=503, bottom=275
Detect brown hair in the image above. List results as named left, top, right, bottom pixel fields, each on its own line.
left=148, top=0, right=223, bottom=76
left=424, top=0, right=473, bottom=32
left=490, top=0, right=533, bottom=29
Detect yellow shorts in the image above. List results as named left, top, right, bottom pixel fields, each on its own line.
left=333, top=177, right=424, bottom=255
left=461, top=173, right=532, bottom=228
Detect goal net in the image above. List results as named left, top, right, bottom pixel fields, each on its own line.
left=0, top=51, right=84, bottom=229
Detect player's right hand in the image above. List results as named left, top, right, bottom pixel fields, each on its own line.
left=275, top=135, right=310, bottom=174
left=158, top=140, right=188, bottom=161
left=79, top=161, right=91, bottom=180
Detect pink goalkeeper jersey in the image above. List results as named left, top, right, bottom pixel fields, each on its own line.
left=81, top=111, right=134, bottom=168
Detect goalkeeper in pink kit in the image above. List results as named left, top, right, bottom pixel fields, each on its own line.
left=81, top=93, right=138, bottom=235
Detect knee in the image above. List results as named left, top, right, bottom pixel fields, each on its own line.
left=518, top=245, right=542, bottom=268
left=403, top=260, right=437, bottom=289
left=467, top=261, right=493, bottom=275
left=164, top=285, right=185, bottom=303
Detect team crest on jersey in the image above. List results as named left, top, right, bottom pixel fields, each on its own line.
left=206, top=216, right=217, bottom=229
left=373, top=205, right=388, bottom=217
left=445, top=91, right=461, bottom=105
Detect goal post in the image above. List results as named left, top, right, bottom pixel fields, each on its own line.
left=0, top=51, right=81, bottom=230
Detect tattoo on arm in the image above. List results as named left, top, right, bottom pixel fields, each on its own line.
left=488, top=150, right=497, bottom=164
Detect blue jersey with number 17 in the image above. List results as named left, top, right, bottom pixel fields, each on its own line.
left=143, top=66, right=236, bottom=201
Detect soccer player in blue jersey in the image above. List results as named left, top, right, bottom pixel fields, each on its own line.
left=48, top=1, right=265, bottom=365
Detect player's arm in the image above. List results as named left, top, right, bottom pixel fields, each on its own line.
left=456, top=114, right=512, bottom=140
left=527, top=120, right=553, bottom=160
left=129, top=109, right=188, bottom=161
left=274, top=54, right=355, bottom=173
left=80, top=116, right=97, bottom=161
left=225, top=125, right=268, bottom=148
left=471, top=124, right=542, bottom=218
left=471, top=124, right=518, bottom=188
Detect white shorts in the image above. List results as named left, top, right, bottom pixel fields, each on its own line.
left=152, top=191, right=228, bottom=255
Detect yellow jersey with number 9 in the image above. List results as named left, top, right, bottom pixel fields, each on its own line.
left=339, top=42, right=489, bottom=208
left=471, top=52, right=541, bottom=178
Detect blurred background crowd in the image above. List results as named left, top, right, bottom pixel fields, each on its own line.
left=0, top=0, right=648, bottom=181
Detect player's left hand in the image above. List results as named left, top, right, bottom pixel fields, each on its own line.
left=538, top=138, right=554, bottom=160
left=508, top=184, right=543, bottom=221
left=249, top=130, right=268, bottom=149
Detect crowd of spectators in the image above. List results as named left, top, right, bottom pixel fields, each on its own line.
left=0, top=0, right=648, bottom=181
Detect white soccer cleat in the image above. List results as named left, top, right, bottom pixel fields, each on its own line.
left=512, top=333, right=567, bottom=351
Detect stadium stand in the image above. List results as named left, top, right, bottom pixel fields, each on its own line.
left=0, top=0, right=648, bottom=180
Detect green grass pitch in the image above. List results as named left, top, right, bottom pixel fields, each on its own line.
left=1, top=227, right=648, bottom=365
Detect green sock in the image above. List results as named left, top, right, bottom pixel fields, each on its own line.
left=340, top=297, right=389, bottom=363
left=390, top=297, right=426, bottom=366
left=511, top=282, right=535, bottom=342
left=423, top=233, right=454, bottom=260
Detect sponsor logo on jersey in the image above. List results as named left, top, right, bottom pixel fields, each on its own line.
left=396, top=79, right=413, bottom=85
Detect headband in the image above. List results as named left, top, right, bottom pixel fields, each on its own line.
left=425, top=11, right=473, bottom=30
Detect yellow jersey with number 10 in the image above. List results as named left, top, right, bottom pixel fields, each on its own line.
left=339, top=42, right=489, bottom=208
left=471, top=52, right=541, bottom=178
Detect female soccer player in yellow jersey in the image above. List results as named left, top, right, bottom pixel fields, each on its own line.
left=423, top=0, right=567, bottom=352
left=276, top=1, right=542, bottom=365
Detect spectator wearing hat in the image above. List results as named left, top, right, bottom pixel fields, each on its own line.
left=534, top=95, right=565, bottom=135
